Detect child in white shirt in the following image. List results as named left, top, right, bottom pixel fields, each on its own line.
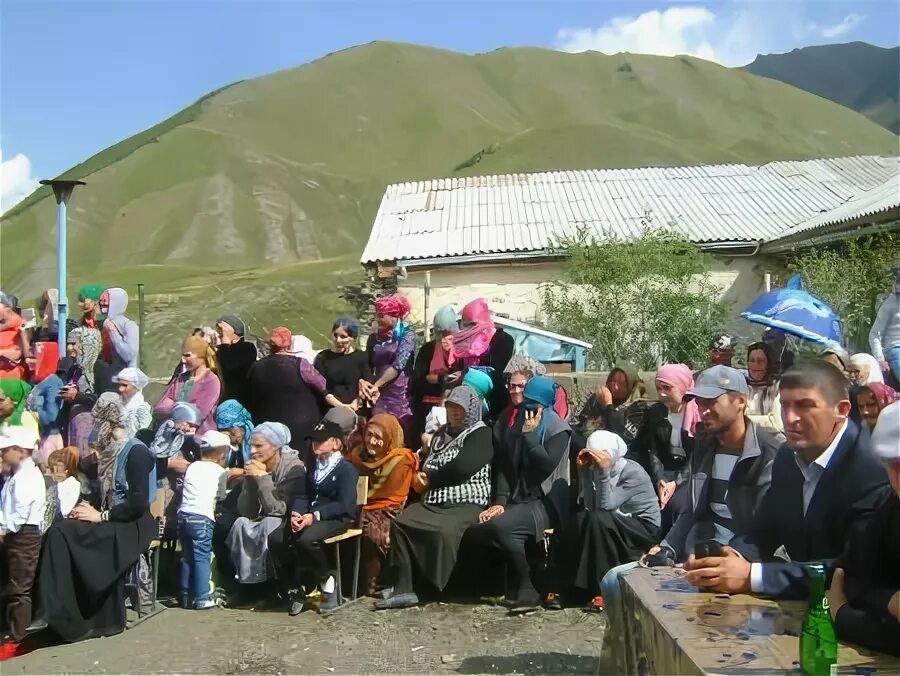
left=0, top=427, right=45, bottom=645
left=178, top=430, right=228, bottom=609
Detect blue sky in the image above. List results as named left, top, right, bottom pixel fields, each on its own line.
left=2, top=0, right=898, bottom=211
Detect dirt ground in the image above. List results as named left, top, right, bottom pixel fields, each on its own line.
left=6, top=601, right=608, bottom=675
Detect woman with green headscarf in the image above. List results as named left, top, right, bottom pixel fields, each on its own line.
left=412, top=305, right=462, bottom=443
left=77, top=284, right=105, bottom=330
left=0, top=379, right=39, bottom=436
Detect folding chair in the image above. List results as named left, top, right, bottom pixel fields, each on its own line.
left=323, top=475, right=369, bottom=608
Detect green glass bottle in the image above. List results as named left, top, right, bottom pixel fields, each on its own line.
left=799, top=563, right=838, bottom=675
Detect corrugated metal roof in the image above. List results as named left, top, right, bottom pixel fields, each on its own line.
left=361, top=155, right=900, bottom=264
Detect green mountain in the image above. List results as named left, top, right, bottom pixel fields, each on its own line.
left=2, top=41, right=898, bottom=374
left=742, top=42, right=900, bottom=133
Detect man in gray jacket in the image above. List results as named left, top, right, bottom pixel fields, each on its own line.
left=647, top=366, right=780, bottom=564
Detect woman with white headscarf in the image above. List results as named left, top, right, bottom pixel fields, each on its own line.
left=113, top=367, right=152, bottom=439
left=848, top=353, right=885, bottom=386
left=224, top=422, right=306, bottom=586
left=554, top=430, right=660, bottom=612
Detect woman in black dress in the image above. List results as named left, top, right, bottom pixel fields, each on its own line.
left=247, top=327, right=328, bottom=466
left=314, top=317, right=372, bottom=412
left=34, top=392, right=157, bottom=643
left=376, top=385, right=494, bottom=610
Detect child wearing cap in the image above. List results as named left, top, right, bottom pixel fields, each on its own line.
left=177, top=430, right=229, bottom=609
left=0, top=427, right=45, bottom=653
left=281, top=420, right=358, bottom=616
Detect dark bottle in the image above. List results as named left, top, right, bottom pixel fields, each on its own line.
left=799, top=563, right=838, bottom=675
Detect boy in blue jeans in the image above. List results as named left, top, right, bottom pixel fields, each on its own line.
left=178, top=430, right=229, bottom=609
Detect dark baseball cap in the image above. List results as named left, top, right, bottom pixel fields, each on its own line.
left=685, top=365, right=750, bottom=400
left=307, top=420, right=344, bottom=442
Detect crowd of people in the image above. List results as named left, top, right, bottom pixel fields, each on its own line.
left=0, top=280, right=898, bottom=661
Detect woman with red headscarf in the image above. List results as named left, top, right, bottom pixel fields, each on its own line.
left=452, top=298, right=514, bottom=413
left=361, top=295, right=417, bottom=435
left=246, top=327, right=327, bottom=467
left=629, top=364, right=700, bottom=508
left=858, top=383, right=900, bottom=432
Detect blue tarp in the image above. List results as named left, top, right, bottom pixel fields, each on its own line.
left=500, top=324, right=589, bottom=371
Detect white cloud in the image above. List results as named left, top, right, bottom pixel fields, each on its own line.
left=0, top=146, right=40, bottom=214
left=817, top=13, right=863, bottom=38
left=556, top=7, right=718, bottom=62
left=555, top=4, right=866, bottom=68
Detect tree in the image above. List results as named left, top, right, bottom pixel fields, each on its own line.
left=784, top=233, right=900, bottom=350
left=542, top=230, right=730, bottom=370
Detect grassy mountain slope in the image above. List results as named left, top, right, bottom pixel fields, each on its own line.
left=2, top=41, right=898, bottom=373
left=742, top=42, right=900, bottom=133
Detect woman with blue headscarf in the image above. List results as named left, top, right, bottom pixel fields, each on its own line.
left=224, top=422, right=306, bottom=587
left=412, top=305, right=462, bottom=441
left=214, top=399, right=254, bottom=468
left=466, top=376, right=572, bottom=613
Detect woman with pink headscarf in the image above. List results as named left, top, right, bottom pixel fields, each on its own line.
left=452, top=299, right=514, bottom=413
left=630, top=364, right=700, bottom=508
left=361, top=295, right=417, bottom=434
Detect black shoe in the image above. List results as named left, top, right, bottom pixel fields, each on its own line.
left=505, top=592, right=542, bottom=614
left=288, top=600, right=305, bottom=616
left=543, top=592, right=563, bottom=611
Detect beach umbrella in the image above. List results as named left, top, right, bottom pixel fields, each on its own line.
left=741, top=276, right=843, bottom=350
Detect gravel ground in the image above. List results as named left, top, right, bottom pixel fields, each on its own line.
left=6, top=601, right=608, bottom=675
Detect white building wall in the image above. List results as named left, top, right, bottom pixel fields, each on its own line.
left=398, top=255, right=774, bottom=343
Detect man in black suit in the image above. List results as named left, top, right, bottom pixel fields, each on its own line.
left=684, top=360, right=890, bottom=599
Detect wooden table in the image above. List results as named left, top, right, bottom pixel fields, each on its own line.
left=610, top=566, right=900, bottom=675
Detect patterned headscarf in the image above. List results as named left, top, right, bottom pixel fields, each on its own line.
left=0, top=379, right=32, bottom=426
left=862, top=383, right=900, bottom=415
left=269, top=327, right=293, bottom=352
left=69, top=326, right=102, bottom=390
left=374, top=294, right=411, bottom=319
left=215, top=399, right=254, bottom=464
left=92, top=392, right=127, bottom=508
left=849, top=353, right=885, bottom=385
left=452, top=298, right=497, bottom=363
left=445, top=385, right=483, bottom=436
left=504, top=354, right=547, bottom=377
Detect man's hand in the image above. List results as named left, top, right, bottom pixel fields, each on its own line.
left=658, top=481, right=677, bottom=508
left=479, top=505, right=505, bottom=523
left=291, top=512, right=314, bottom=533
left=244, top=459, right=268, bottom=477
left=827, top=567, right=848, bottom=620
left=60, top=386, right=78, bottom=401
left=683, top=546, right=751, bottom=594
left=879, top=359, right=890, bottom=373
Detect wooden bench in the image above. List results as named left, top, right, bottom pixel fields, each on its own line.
left=322, top=475, right=369, bottom=607
left=611, top=566, right=900, bottom=675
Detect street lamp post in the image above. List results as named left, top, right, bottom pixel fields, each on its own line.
left=39, top=179, right=85, bottom=355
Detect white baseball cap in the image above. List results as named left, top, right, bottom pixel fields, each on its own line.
left=198, top=430, right=232, bottom=450
left=0, top=427, right=40, bottom=451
